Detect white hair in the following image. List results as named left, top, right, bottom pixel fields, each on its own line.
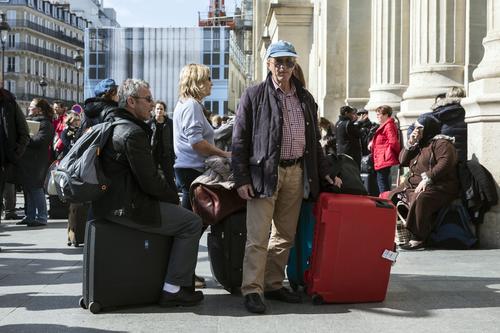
left=117, top=79, right=150, bottom=108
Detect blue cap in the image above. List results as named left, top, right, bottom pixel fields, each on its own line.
left=265, top=40, right=298, bottom=59
left=93, top=78, right=117, bottom=97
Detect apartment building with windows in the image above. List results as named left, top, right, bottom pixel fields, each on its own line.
left=0, top=0, right=89, bottom=110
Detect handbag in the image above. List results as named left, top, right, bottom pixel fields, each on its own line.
left=360, top=154, right=374, bottom=173
left=394, top=200, right=411, bottom=245
left=191, top=184, right=247, bottom=225
left=44, top=160, right=60, bottom=195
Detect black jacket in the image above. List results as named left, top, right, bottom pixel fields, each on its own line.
left=92, top=109, right=179, bottom=227
left=0, top=88, right=30, bottom=171
left=77, top=97, right=118, bottom=139
left=433, top=102, right=467, bottom=162
left=232, top=73, right=330, bottom=199
left=335, top=115, right=362, bottom=166
left=148, top=116, right=176, bottom=190
left=406, top=99, right=467, bottom=162
left=17, top=115, right=54, bottom=188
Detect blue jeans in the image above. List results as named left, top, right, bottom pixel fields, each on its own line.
left=25, top=187, right=48, bottom=223
left=174, top=168, right=202, bottom=211
left=376, top=167, right=392, bottom=193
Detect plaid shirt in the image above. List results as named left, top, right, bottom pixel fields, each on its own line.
left=272, top=80, right=306, bottom=160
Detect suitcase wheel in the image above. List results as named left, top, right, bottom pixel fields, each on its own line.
left=312, top=294, right=324, bottom=305
left=79, top=297, right=87, bottom=309
left=88, top=301, right=101, bottom=314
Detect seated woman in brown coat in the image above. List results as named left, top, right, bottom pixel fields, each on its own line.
left=390, top=114, right=459, bottom=250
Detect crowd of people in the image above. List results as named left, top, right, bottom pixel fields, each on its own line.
left=0, top=39, right=470, bottom=313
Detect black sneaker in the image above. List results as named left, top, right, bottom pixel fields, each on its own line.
left=4, top=213, right=23, bottom=220
left=158, top=288, right=204, bottom=307
left=27, top=220, right=47, bottom=227
left=264, top=287, right=302, bottom=303
left=244, top=293, right=266, bottom=314
left=16, top=218, right=33, bottom=225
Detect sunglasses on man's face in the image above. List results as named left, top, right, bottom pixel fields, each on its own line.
left=270, top=57, right=296, bottom=69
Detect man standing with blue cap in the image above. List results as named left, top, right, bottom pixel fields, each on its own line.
left=232, top=40, right=341, bottom=313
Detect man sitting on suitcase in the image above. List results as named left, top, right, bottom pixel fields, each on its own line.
left=92, top=78, right=204, bottom=307
left=232, top=40, right=342, bottom=314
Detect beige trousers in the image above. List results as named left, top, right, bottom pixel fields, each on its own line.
left=241, top=164, right=304, bottom=295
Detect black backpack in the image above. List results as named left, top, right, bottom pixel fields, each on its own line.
left=322, top=153, right=368, bottom=195
left=429, top=200, right=477, bottom=249
left=53, top=119, right=127, bottom=203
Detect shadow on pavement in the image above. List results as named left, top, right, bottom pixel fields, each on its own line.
left=0, top=243, right=36, bottom=247
left=0, top=293, right=81, bottom=311
left=106, top=273, right=500, bottom=317
left=1, top=247, right=83, bottom=255
left=0, top=324, right=125, bottom=333
left=0, top=257, right=82, bottom=287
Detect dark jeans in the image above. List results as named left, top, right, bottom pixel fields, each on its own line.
left=376, top=166, right=392, bottom=193
left=174, top=168, right=202, bottom=211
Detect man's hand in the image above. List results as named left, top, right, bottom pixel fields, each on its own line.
left=237, top=184, right=254, bottom=200
left=415, top=179, right=427, bottom=193
left=325, top=175, right=343, bottom=188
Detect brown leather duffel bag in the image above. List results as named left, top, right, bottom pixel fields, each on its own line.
left=191, top=184, right=246, bottom=225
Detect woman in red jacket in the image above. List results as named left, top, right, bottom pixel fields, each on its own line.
left=369, top=105, right=401, bottom=192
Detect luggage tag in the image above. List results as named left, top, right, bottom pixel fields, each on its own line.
left=382, top=249, right=399, bottom=264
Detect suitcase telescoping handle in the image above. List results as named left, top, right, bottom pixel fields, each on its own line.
left=371, top=198, right=394, bottom=209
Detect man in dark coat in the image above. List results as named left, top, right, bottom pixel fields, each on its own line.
left=336, top=105, right=362, bottom=167
left=77, top=78, right=119, bottom=139
left=92, top=79, right=203, bottom=307
left=232, top=40, right=340, bottom=314
left=0, top=88, right=30, bottom=224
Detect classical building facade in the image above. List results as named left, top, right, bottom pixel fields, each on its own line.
left=0, top=0, right=89, bottom=110
left=252, top=0, right=500, bottom=247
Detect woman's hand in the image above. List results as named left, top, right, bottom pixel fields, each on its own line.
left=415, top=179, right=428, bottom=193
left=408, top=127, right=423, bottom=146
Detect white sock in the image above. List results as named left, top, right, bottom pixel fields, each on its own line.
left=163, top=282, right=180, bottom=293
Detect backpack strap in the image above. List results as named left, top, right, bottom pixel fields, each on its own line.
left=97, top=119, right=131, bottom=153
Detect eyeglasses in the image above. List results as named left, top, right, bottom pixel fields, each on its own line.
left=132, top=95, right=153, bottom=103
left=270, top=57, right=296, bottom=69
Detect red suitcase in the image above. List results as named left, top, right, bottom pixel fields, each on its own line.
left=305, top=192, right=397, bottom=304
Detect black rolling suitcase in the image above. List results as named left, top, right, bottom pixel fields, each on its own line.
left=207, top=211, right=246, bottom=294
left=48, top=195, right=69, bottom=219
left=80, top=219, right=172, bottom=313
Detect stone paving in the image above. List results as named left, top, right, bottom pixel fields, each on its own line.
left=1, top=210, right=500, bottom=333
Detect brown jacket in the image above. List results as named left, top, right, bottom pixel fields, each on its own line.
left=389, top=136, right=459, bottom=240
left=392, top=136, right=459, bottom=197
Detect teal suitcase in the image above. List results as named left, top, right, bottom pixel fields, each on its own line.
left=286, top=201, right=315, bottom=291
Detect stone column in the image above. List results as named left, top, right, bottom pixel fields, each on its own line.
left=365, top=0, right=409, bottom=113
left=461, top=0, right=500, bottom=248
left=265, top=2, right=314, bottom=81
left=399, top=0, right=466, bottom=128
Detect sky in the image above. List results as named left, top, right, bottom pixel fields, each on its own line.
left=104, top=0, right=238, bottom=28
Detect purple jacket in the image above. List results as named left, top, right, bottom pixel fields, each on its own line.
left=231, top=73, right=330, bottom=199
